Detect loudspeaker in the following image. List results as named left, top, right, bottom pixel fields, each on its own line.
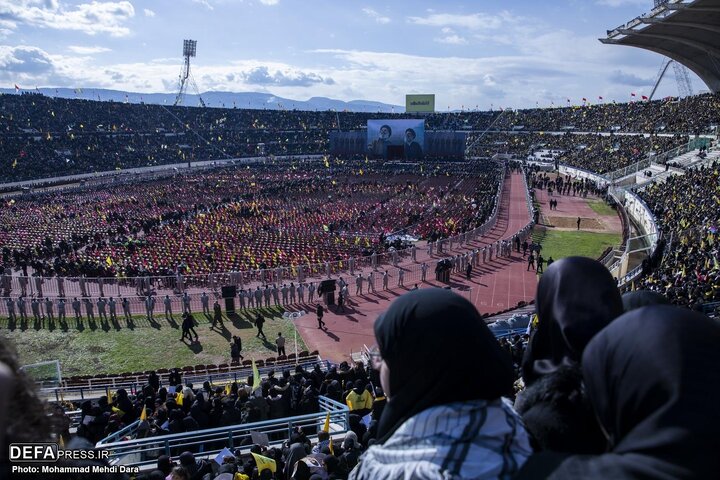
left=224, top=297, right=235, bottom=313
left=320, top=279, right=336, bottom=293
left=221, top=285, right=237, bottom=298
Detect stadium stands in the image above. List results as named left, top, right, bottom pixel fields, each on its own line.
left=2, top=89, right=720, bottom=479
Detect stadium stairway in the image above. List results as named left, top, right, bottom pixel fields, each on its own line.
left=669, top=147, right=720, bottom=169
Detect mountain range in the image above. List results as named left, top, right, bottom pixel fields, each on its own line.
left=1, top=87, right=404, bottom=113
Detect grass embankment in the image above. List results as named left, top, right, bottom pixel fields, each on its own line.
left=1, top=306, right=307, bottom=377
left=532, top=228, right=621, bottom=261
left=586, top=199, right=618, bottom=216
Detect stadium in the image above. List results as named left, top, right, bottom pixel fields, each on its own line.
left=1, top=0, right=719, bottom=479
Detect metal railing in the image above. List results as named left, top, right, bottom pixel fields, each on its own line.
left=604, top=158, right=652, bottom=181
left=95, top=396, right=349, bottom=469
left=41, top=357, right=323, bottom=402
left=603, top=138, right=710, bottom=182
left=653, top=138, right=711, bottom=166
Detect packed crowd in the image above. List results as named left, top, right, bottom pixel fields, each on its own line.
left=633, top=160, right=720, bottom=309
left=5, top=258, right=718, bottom=479
left=2, top=92, right=718, bottom=183
left=0, top=161, right=501, bottom=279
left=469, top=131, right=689, bottom=173
left=0, top=93, right=499, bottom=183
left=493, top=93, right=720, bottom=135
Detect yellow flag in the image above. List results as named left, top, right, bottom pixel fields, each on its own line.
left=140, top=406, right=147, bottom=421
left=111, top=406, right=125, bottom=416
left=176, top=392, right=184, bottom=406
left=105, top=256, right=113, bottom=267
left=323, top=412, right=330, bottom=433
left=225, top=383, right=232, bottom=395
left=252, top=359, right=261, bottom=391
left=251, top=453, right=277, bottom=473
left=12, top=158, right=17, bottom=168
left=329, top=440, right=335, bottom=455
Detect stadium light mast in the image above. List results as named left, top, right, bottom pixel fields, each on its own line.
left=174, top=39, right=206, bottom=107
left=647, top=0, right=694, bottom=100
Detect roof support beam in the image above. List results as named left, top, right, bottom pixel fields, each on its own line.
left=639, top=19, right=720, bottom=35
left=617, top=30, right=720, bottom=58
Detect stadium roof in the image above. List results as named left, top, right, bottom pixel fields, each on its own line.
left=601, top=0, right=720, bottom=93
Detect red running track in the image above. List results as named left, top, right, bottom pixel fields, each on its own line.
left=292, top=171, right=538, bottom=362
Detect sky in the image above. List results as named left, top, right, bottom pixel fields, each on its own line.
left=0, top=0, right=709, bottom=109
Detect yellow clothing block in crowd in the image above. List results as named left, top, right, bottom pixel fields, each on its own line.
left=346, top=389, right=374, bottom=411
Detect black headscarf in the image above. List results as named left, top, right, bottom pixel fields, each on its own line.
left=522, top=257, right=622, bottom=385
left=374, top=288, right=513, bottom=443
left=621, top=289, right=669, bottom=312
left=520, top=305, right=720, bottom=479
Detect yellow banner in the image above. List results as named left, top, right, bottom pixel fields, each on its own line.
left=406, top=94, right=435, bottom=113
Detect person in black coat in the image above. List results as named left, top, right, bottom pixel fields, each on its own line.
left=255, top=313, right=267, bottom=339
left=316, top=303, right=326, bottom=329
left=180, top=313, right=198, bottom=343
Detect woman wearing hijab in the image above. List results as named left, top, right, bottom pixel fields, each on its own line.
left=285, top=440, right=309, bottom=480
left=517, top=305, right=720, bottom=479
left=341, top=431, right=362, bottom=471
left=521, top=257, right=624, bottom=385
left=350, top=289, right=531, bottom=479
left=515, top=257, right=622, bottom=454
left=620, top=289, right=669, bottom=312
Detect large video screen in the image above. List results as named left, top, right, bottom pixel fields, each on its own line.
left=367, top=119, right=425, bottom=160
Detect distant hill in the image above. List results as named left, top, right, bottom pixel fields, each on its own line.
left=0, top=88, right=404, bottom=113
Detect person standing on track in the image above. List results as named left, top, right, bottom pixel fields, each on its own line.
left=317, top=303, right=326, bottom=329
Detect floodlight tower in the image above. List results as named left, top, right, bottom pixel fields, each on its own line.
left=174, top=39, right=206, bottom=107
left=647, top=0, right=694, bottom=100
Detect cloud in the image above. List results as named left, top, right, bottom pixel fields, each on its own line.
left=608, top=69, right=653, bottom=86
left=310, top=45, right=661, bottom=109
left=0, top=45, right=54, bottom=75
left=190, top=0, right=213, bottom=10
left=595, top=0, right=648, bottom=7
left=407, top=12, right=505, bottom=30
left=67, top=45, right=111, bottom=54
left=0, top=0, right=135, bottom=37
left=242, top=66, right=334, bottom=87
left=143, top=8, right=155, bottom=17
left=435, top=34, right=467, bottom=45
left=259, top=0, right=279, bottom=5
left=362, top=7, right=390, bottom=24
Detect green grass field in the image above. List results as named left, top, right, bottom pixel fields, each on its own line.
left=1, top=307, right=307, bottom=377
left=532, top=227, right=621, bottom=262
left=586, top=199, right=617, bottom=216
